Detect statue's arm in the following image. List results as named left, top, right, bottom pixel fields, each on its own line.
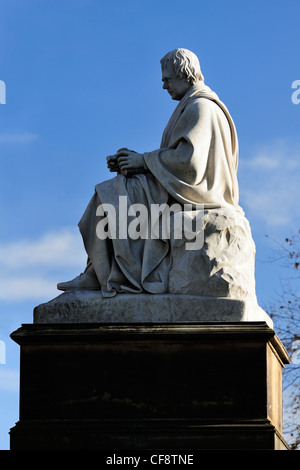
left=144, top=100, right=213, bottom=185
left=106, top=99, right=214, bottom=182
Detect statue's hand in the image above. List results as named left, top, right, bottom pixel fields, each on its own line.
left=116, top=147, right=136, bottom=154
left=106, top=155, right=119, bottom=172
left=117, top=149, right=145, bottom=172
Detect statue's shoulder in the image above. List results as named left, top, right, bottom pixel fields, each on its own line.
left=183, top=94, right=218, bottom=120
left=191, top=94, right=219, bottom=108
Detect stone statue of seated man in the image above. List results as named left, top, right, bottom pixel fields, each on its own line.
left=55, top=48, right=258, bottom=312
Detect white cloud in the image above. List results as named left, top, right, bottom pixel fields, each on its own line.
left=239, top=140, right=300, bottom=227
left=0, top=229, right=86, bottom=269
left=0, top=132, right=38, bottom=144
left=244, top=154, right=280, bottom=170
left=0, top=277, right=59, bottom=301
left=0, top=229, right=86, bottom=302
left=0, top=368, right=19, bottom=392
left=241, top=140, right=300, bottom=169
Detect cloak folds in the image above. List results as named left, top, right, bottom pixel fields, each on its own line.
left=78, top=82, right=242, bottom=297
left=144, top=82, right=240, bottom=209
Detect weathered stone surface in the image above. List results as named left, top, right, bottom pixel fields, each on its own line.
left=33, top=290, right=272, bottom=327
left=36, top=206, right=273, bottom=326
left=169, top=207, right=256, bottom=301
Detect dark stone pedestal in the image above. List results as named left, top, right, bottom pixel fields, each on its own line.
left=10, top=322, right=290, bottom=450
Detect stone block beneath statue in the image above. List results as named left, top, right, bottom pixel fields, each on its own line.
left=10, top=321, right=290, bottom=450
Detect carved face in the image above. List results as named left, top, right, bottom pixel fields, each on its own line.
left=161, top=63, right=192, bottom=101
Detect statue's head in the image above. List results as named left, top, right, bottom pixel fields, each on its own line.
left=160, top=48, right=204, bottom=101
left=160, top=49, right=204, bottom=85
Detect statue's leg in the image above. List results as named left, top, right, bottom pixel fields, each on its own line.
left=56, top=193, right=109, bottom=292
left=57, top=173, right=170, bottom=296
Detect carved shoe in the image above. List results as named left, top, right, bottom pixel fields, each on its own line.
left=57, top=270, right=100, bottom=291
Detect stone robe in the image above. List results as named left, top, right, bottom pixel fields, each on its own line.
left=78, top=82, right=242, bottom=297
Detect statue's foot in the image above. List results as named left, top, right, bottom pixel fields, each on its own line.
left=57, top=270, right=100, bottom=291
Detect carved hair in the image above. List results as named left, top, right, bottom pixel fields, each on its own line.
left=160, top=49, right=204, bottom=84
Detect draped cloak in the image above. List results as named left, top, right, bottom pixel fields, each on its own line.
left=78, top=82, right=242, bottom=297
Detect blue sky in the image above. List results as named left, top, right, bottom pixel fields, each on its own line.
left=0, top=0, right=299, bottom=450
